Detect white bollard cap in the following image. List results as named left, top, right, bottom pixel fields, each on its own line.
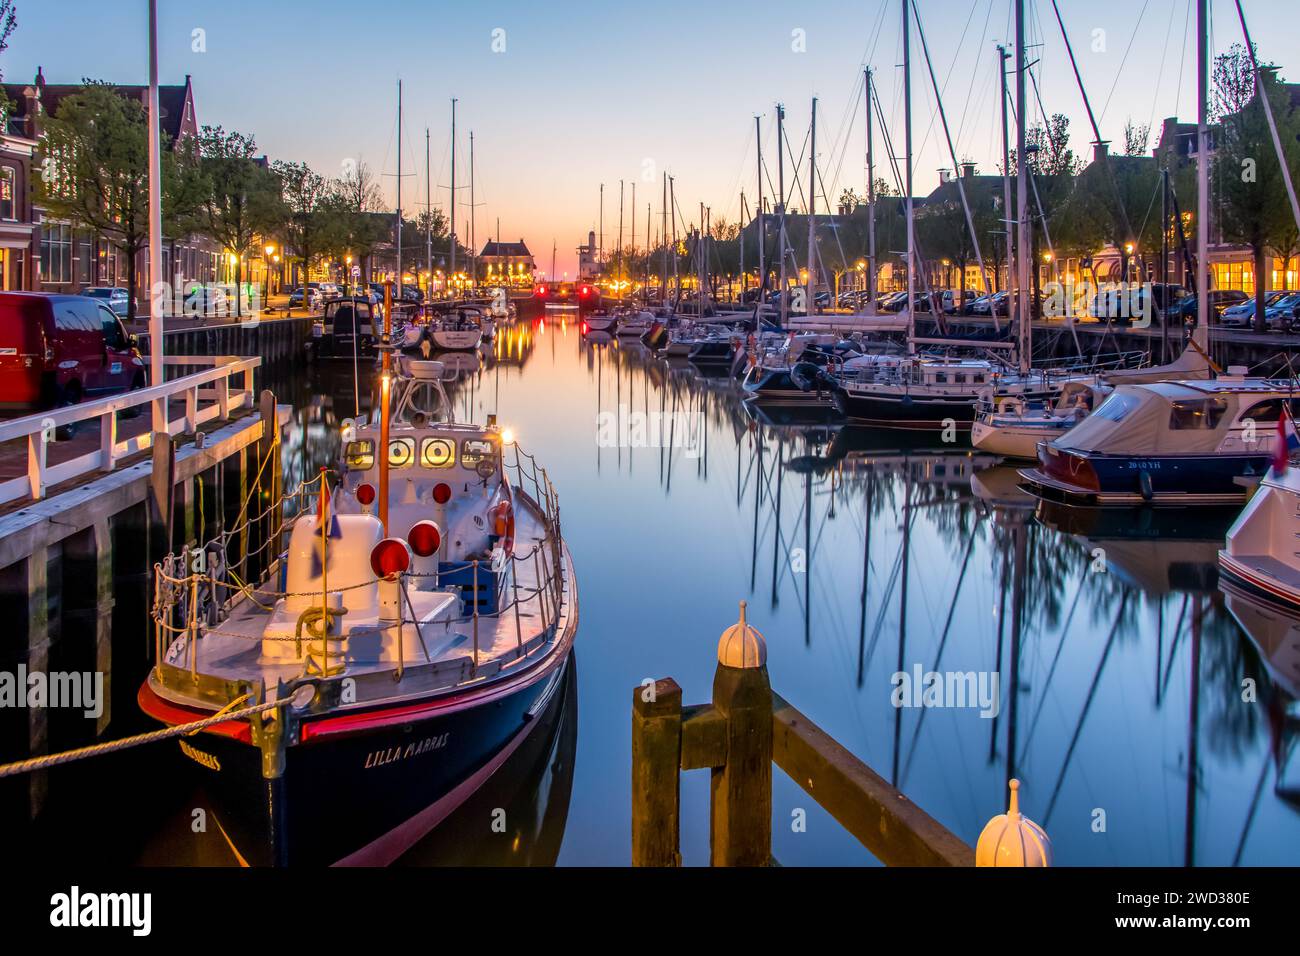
left=976, top=779, right=1052, bottom=867
left=717, top=600, right=767, bottom=669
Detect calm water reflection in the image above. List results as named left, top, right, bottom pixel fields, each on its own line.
left=423, top=315, right=1293, bottom=866
left=16, top=314, right=1297, bottom=865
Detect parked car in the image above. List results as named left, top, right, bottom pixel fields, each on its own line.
left=0, top=292, right=145, bottom=412
left=184, top=284, right=230, bottom=318
left=79, top=286, right=134, bottom=318
left=1173, top=289, right=1249, bottom=323
left=318, top=282, right=342, bottom=299
left=289, top=287, right=323, bottom=310
left=1262, top=292, right=1300, bottom=332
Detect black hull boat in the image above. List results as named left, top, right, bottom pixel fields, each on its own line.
left=140, top=643, right=574, bottom=866
left=830, top=387, right=978, bottom=429
left=140, top=360, right=578, bottom=867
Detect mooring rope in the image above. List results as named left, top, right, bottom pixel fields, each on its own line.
left=0, top=695, right=281, bottom=779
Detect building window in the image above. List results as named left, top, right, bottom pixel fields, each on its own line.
left=40, top=223, right=73, bottom=284
left=0, top=167, right=14, bottom=221
left=76, top=240, right=92, bottom=286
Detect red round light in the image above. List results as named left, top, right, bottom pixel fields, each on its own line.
left=355, top=482, right=376, bottom=506
left=369, top=538, right=411, bottom=578
left=407, top=520, right=441, bottom=557
left=432, top=482, right=452, bottom=504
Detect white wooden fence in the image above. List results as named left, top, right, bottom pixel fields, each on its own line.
left=0, top=356, right=261, bottom=505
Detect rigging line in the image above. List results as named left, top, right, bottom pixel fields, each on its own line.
left=953, top=0, right=999, bottom=146
left=1098, top=0, right=1152, bottom=125
left=1145, top=0, right=1178, bottom=139
left=1044, top=590, right=1131, bottom=824
left=900, top=528, right=979, bottom=783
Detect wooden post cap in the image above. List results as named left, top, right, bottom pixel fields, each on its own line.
left=717, top=600, right=767, bottom=669
left=976, top=779, right=1052, bottom=867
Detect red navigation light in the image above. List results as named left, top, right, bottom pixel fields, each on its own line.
left=580, top=285, right=591, bottom=296
left=537, top=285, right=547, bottom=296
left=355, top=483, right=376, bottom=506
left=369, top=538, right=411, bottom=578
left=581, top=321, right=589, bottom=334
left=407, top=519, right=441, bottom=557
left=432, top=482, right=452, bottom=504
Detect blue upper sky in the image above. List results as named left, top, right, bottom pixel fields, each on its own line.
left=5, top=0, right=1297, bottom=273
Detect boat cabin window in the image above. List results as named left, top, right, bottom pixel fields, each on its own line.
left=345, top=440, right=375, bottom=470
left=419, top=437, right=456, bottom=468
left=461, top=438, right=498, bottom=468
left=1092, top=392, right=1141, bottom=423
left=1239, top=398, right=1300, bottom=423
left=1168, top=397, right=1228, bottom=430
left=388, top=437, right=417, bottom=468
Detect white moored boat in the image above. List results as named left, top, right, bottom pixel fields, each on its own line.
left=1220, top=445, right=1300, bottom=609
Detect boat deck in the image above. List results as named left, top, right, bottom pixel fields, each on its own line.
left=153, top=497, right=566, bottom=710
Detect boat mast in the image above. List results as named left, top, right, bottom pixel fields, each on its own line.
left=425, top=128, right=432, bottom=303
left=631, top=181, right=637, bottom=294
left=1015, top=0, right=1031, bottom=375
left=469, top=130, right=476, bottom=289
left=903, top=0, right=915, bottom=354
left=1193, top=0, right=1209, bottom=351
left=777, top=103, right=788, bottom=327
left=449, top=98, right=457, bottom=283
left=807, top=97, right=817, bottom=317
left=756, top=115, right=766, bottom=306
left=396, top=80, right=403, bottom=295
left=865, top=69, right=877, bottom=313
left=599, top=183, right=604, bottom=268
left=998, top=45, right=1014, bottom=328
left=661, top=173, right=668, bottom=302
left=618, top=179, right=625, bottom=289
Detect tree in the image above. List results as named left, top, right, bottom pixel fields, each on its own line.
left=1214, top=54, right=1300, bottom=332
left=37, top=83, right=199, bottom=321
left=195, top=126, right=284, bottom=316
left=272, top=159, right=331, bottom=291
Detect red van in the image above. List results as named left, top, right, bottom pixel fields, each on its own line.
left=0, top=292, right=146, bottom=410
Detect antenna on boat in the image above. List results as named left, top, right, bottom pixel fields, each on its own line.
left=380, top=281, right=393, bottom=535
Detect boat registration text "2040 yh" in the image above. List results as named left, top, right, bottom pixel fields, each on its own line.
left=364, top=732, right=451, bottom=769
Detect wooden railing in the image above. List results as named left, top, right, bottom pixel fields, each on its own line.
left=632, top=627, right=975, bottom=867
left=0, top=355, right=260, bottom=505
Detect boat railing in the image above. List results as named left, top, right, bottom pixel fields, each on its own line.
left=149, top=439, right=569, bottom=716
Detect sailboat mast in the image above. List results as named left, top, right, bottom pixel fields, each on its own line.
left=1015, top=0, right=1031, bottom=375
left=756, top=115, right=766, bottom=301
left=866, top=69, right=877, bottom=312
left=807, top=97, right=817, bottom=316
left=396, top=80, right=403, bottom=294
left=1194, top=0, right=1209, bottom=351
left=777, top=103, right=788, bottom=326
left=631, top=181, right=637, bottom=291
left=998, top=45, right=1014, bottom=323
left=425, top=128, right=432, bottom=303
left=903, top=0, right=915, bottom=353
left=599, top=183, right=604, bottom=266
left=475, top=132, right=480, bottom=287
left=618, top=179, right=625, bottom=288
left=449, top=98, right=457, bottom=282
left=661, top=173, right=668, bottom=302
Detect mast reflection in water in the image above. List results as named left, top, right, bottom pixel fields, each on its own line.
left=13, top=313, right=1297, bottom=865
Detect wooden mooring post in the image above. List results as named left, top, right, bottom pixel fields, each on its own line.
left=631, top=601, right=982, bottom=867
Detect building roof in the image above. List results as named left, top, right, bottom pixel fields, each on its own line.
left=2, top=67, right=198, bottom=147
left=479, top=240, right=531, bottom=258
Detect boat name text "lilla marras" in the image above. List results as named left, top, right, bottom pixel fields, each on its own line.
left=364, top=732, right=450, bottom=768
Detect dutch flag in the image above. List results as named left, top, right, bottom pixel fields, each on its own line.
left=1274, top=405, right=1299, bottom=475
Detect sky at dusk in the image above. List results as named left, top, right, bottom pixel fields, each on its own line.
left=5, top=0, right=1299, bottom=274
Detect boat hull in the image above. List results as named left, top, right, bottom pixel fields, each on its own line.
left=430, top=330, right=483, bottom=351
left=141, top=650, right=572, bottom=867
left=831, top=387, right=976, bottom=429
left=742, top=367, right=829, bottom=404
left=970, top=419, right=1069, bottom=458
left=1022, top=446, right=1271, bottom=504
